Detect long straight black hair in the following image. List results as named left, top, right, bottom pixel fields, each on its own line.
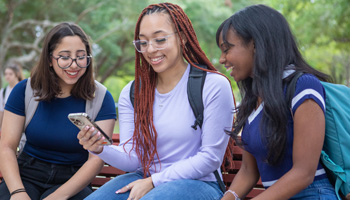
left=216, top=4, right=329, bottom=165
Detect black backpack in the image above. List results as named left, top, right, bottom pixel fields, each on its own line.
left=130, top=64, right=207, bottom=130
left=129, top=64, right=226, bottom=193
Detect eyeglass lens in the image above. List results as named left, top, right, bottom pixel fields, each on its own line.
left=134, top=36, right=168, bottom=52
left=58, top=56, right=90, bottom=69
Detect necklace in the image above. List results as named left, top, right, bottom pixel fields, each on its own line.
left=157, top=93, right=171, bottom=108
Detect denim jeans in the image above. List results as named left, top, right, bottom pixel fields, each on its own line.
left=290, top=178, right=337, bottom=200
left=0, top=152, right=92, bottom=200
left=85, top=172, right=223, bottom=200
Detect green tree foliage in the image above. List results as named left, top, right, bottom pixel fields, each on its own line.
left=0, top=0, right=248, bottom=100
left=1, top=0, right=348, bottom=104
left=270, top=0, right=350, bottom=86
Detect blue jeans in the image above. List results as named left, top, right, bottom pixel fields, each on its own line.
left=290, top=178, right=337, bottom=199
left=0, top=152, right=92, bottom=200
left=85, top=172, right=223, bottom=200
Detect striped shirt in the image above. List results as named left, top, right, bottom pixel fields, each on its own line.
left=242, top=70, right=327, bottom=188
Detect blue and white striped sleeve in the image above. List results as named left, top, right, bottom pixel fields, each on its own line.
left=291, top=74, right=326, bottom=114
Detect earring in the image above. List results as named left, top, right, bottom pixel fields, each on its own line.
left=183, top=44, right=188, bottom=52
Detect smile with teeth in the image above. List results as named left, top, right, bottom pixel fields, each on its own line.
left=151, top=56, right=164, bottom=62
left=66, top=71, right=78, bottom=76
left=226, top=66, right=234, bottom=71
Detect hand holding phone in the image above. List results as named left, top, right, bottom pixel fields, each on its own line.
left=68, top=112, right=113, bottom=145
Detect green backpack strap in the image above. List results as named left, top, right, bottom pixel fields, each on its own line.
left=321, top=151, right=346, bottom=200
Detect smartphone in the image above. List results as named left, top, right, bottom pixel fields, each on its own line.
left=68, top=112, right=113, bottom=145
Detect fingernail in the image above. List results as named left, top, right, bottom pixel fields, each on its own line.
left=115, top=190, right=120, bottom=194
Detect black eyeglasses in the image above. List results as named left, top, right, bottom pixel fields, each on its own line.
left=51, top=54, right=92, bottom=69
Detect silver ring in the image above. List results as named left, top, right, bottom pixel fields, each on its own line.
left=126, top=185, right=130, bottom=190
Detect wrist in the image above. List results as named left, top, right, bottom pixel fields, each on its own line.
left=147, top=177, right=155, bottom=189
left=224, top=190, right=241, bottom=200
left=10, top=188, right=26, bottom=197
left=88, top=147, right=103, bottom=155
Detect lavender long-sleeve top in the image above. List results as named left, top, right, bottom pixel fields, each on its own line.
left=98, top=64, right=235, bottom=187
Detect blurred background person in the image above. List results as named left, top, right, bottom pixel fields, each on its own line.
left=0, top=64, right=25, bottom=154
left=0, top=63, right=25, bottom=129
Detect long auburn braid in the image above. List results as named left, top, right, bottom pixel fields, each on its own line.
left=130, top=2, right=236, bottom=177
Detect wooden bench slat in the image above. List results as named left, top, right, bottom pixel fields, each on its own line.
left=226, top=160, right=242, bottom=171
left=246, top=188, right=264, bottom=199
left=98, top=165, right=125, bottom=176
left=223, top=173, right=263, bottom=187
left=91, top=177, right=112, bottom=187
left=232, top=145, right=243, bottom=155
left=112, top=134, right=119, bottom=142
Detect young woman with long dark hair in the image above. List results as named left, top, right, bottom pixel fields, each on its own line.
left=217, top=4, right=337, bottom=200
left=0, top=22, right=116, bottom=200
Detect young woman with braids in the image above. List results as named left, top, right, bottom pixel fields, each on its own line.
left=217, top=5, right=337, bottom=200
left=78, top=2, right=235, bottom=200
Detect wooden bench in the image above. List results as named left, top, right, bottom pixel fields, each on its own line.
left=0, top=134, right=263, bottom=199
left=223, top=145, right=264, bottom=199
left=90, top=134, right=126, bottom=189
left=91, top=134, right=264, bottom=199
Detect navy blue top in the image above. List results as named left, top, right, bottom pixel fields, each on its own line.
left=5, top=79, right=117, bottom=165
left=242, top=73, right=327, bottom=188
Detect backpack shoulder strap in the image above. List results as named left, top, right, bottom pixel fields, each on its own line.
left=286, top=71, right=303, bottom=108
left=1, top=87, right=6, bottom=107
left=130, top=78, right=143, bottom=108
left=86, top=80, right=107, bottom=121
left=187, top=64, right=207, bottom=130
left=187, top=65, right=227, bottom=191
left=129, top=64, right=207, bottom=130
left=214, top=169, right=226, bottom=193
left=130, top=80, right=136, bottom=107
left=2, top=86, right=7, bottom=100
left=24, top=79, right=106, bottom=130
left=24, top=78, right=39, bottom=130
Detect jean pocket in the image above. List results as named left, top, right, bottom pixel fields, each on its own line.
left=291, top=187, right=336, bottom=199
left=319, top=187, right=337, bottom=200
